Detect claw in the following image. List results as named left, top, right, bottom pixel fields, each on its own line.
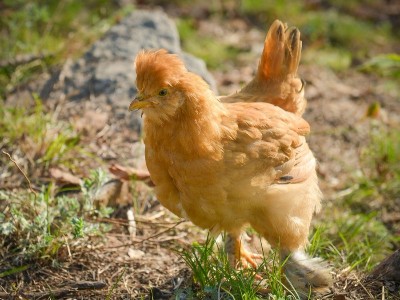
left=237, top=246, right=263, bottom=269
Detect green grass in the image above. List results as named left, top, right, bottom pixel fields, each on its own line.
left=178, top=235, right=300, bottom=300
left=178, top=208, right=395, bottom=299
left=0, top=97, right=88, bottom=173
left=308, top=125, right=400, bottom=272
left=360, top=53, right=400, bottom=78
left=308, top=211, right=394, bottom=272
left=346, top=125, right=400, bottom=213
left=303, top=47, right=352, bottom=71
left=177, top=19, right=242, bottom=70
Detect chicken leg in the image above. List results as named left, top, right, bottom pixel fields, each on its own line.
left=225, top=233, right=263, bottom=269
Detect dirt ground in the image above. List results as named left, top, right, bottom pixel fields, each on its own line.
left=1, top=10, right=400, bottom=300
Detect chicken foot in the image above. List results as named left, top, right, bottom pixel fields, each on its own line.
left=225, top=233, right=263, bottom=269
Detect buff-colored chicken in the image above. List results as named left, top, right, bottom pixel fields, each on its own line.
left=129, top=20, right=332, bottom=297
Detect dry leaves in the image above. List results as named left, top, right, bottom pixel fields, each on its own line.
left=109, top=163, right=154, bottom=186
left=49, top=167, right=82, bottom=185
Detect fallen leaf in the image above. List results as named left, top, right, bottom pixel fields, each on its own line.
left=109, top=163, right=154, bottom=186
left=49, top=168, right=81, bottom=185
left=127, top=248, right=145, bottom=259
left=365, top=102, right=380, bottom=119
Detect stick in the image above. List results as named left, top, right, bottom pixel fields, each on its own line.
left=104, top=220, right=185, bottom=249
left=2, top=150, right=37, bottom=197
left=19, top=281, right=106, bottom=299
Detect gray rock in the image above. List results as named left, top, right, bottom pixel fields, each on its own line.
left=42, top=10, right=216, bottom=131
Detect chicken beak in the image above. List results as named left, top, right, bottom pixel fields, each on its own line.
left=129, top=94, right=151, bottom=111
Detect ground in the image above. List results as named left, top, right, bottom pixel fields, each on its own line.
left=1, top=1, right=400, bottom=299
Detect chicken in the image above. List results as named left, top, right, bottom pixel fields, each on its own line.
left=129, top=20, right=332, bottom=296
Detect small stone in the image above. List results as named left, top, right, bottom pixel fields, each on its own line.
left=127, top=248, right=145, bottom=259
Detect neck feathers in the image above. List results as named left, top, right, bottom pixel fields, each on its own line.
left=145, top=74, right=228, bottom=160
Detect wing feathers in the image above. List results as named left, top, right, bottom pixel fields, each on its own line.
left=226, top=102, right=311, bottom=175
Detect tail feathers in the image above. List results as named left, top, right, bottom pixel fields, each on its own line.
left=283, top=251, right=332, bottom=298
left=257, top=20, right=286, bottom=81
left=258, top=20, right=301, bottom=81
left=223, top=20, right=307, bottom=115
left=284, top=26, right=302, bottom=78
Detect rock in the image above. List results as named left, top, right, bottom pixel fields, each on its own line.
left=42, top=10, right=216, bottom=132
left=369, top=249, right=400, bottom=284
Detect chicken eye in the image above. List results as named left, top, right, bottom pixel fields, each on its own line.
left=158, top=89, right=168, bottom=96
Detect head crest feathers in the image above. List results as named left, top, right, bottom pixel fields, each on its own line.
left=135, top=49, right=187, bottom=92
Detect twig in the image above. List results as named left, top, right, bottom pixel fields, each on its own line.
left=127, top=208, right=136, bottom=239
left=71, top=281, right=107, bottom=289
left=19, top=281, right=106, bottom=299
left=2, top=150, right=37, bottom=197
left=104, top=220, right=186, bottom=249
left=95, top=216, right=187, bottom=226
left=355, top=275, right=374, bottom=299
